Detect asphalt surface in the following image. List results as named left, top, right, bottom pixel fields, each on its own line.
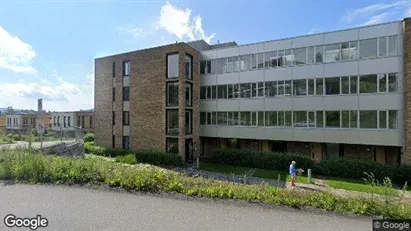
left=0, top=184, right=373, bottom=231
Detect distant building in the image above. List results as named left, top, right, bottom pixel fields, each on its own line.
left=51, top=111, right=94, bottom=133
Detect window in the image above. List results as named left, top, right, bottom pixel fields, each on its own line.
left=326, top=111, right=340, bottom=128
left=325, top=77, right=340, bottom=95
left=166, top=82, right=179, bottom=106
left=185, top=110, right=192, bottom=134
left=217, top=112, right=227, bottom=125
left=257, top=82, right=264, bottom=97
left=264, top=51, right=277, bottom=68
left=112, top=112, right=115, bottom=125
left=277, top=81, right=285, bottom=96
left=211, top=112, right=217, bottom=125
left=228, top=84, right=239, bottom=99
left=294, top=47, right=306, bottom=65
left=388, top=35, right=397, bottom=56
left=57, top=116, right=60, bottom=126
left=349, top=111, right=357, bottom=128
left=82, top=116, right=85, bottom=128
left=251, top=83, right=257, bottom=97
left=293, top=111, right=307, bottom=127
left=216, top=58, right=226, bottom=74
left=285, top=111, right=292, bottom=126
left=308, top=111, right=315, bottom=127
left=206, top=86, right=216, bottom=99
left=200, top=112, right=206, bottom=125
left=341, top=42, right=350, bottom=60
left=308, top=79, right=314, bottom=95
left=228, top=112, right=239, bottom=125
left=123, top=61, right=130, bottom=76
left=389, top=110, right=397, bottom=129
left=349, top=41, right=359, bottom=60
left=324, top=44, right=340, bottom=62
left=166, top=110, right=179, bottom=135
left=63, top=116, right=66, bottom=127
left=388, top=73, right=397, bottom=92
left=316, top=78, right=323, bottom=95
left=123, top=112, right=129, bottom=126
left=90, top=116, right=93, bottom=128
left=206, top=112, right=212, bottom=125
left=265, top=81, right=277, bottom=97
left=341, top=76, right=349, bottom=94
left=112, top=88, right=116, bottom=102
left=350, top=76, right=358, bottom=94
left=257, top=53, right=264, bottom=69
left=379, top=111, right=387, bottom=128
left=341, top=111, right=349, bottom=128
left=200, top=61, right=206, bottom=74
left=315, top=46, right=323, bottom=63
left=378, top=37, right=387, bottom=57
left=283, top=49, right=293, bottom=66
left=68, top=116, right=71, bottom=127
left=293, top=79, right=306, bottom=96
left=122, top=136, right=130, bottom=150
left=240, top=83, right=251, bottom=98
left=360, top=111, right=377, bottom=129
left=226, top=57, right=235, bottom=73
left=360, top=38, right=377, bottom=59
left=257, top=111, right=264, bottom=126
left=123, top=86, right=130, bottom=101
left=277, top=50, right=284, bottom=67
left=360, top=74, right=377, bottom=93
left=378, top=74, right=387, bottom=92
left=166, top=138, right=178, bottom=153
left=185, top=83, right=192, bottom=106
left=185, top=54, right=193, bottom=79
left=200, top=86, right=206, bottom=99
left=265, top=111, right=277, bottom=126
left=217, top=85, right=227, bottom=99
left=112, top=62, right=115, bottom=78
left=53, top=116, right=56, bottom=126
left=167, top=54, right=179, bottom=78
left=307, top=47, right=315, bottom=64
left=284, top=81, right=292, bottom=96
left=240, top=55, right=251, bottom=71
left=240, top=112, right=251, bottom=126
left=251, top=112, right=257, bottom=126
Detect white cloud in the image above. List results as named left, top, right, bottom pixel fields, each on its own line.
left=119, top=25, right=144, bottom=37
left=158, top=1, right=215, bottom=43
left=0, top=25, right=36, bottom=74
left=308, top=27, right=321, bottom=35
left=0, top=71, right=94, bottom=111
left=341, top=1, right=411, bottom=26
left=361, top=12, right=392, bottom=26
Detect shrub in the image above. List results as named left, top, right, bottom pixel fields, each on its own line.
left=135, top=151, right=183, bottom=166
left=107, top=148, right=129, bottom=157
left=393, top=164, right=411, bottom=186
left=116, top=154, right=137, bottom=165
left=12, top=134, right=21, bottom=141
left=209, top=149, right=314, bottom=172
left=84, top=133, right=95, bottom=143
left=84, top=142, right=107, bottom=156
left=316, top=158, right=403, bottom=184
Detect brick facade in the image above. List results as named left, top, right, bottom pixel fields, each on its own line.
left=95, top=43, right=200, bottom=161
left=403, top=18, right=411, bottom=165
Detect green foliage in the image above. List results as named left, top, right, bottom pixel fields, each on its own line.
left=317, top=157, right=409, bottom=186
left=116, top=154, right=137, bottom=165
left=135, top=151, right=183, bottom=166
left=209, top=149, right=314, bottom=172
left=106, top=148, right=129, bottom=157
left=83, top=142, right=107, bottom=156
left=84, top=133, right=95, bottom=143
left=0, top=150, right=410, bottom=219
left=12, top=134, right=22, bottom=141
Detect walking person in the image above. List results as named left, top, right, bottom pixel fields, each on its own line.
left=289, top=161, right=298, bottom=186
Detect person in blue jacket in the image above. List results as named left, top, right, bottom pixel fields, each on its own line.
left=289, top=161, right=298, bottom=186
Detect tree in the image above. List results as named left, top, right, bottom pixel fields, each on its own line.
left=6, top=106, right=14, bottom=115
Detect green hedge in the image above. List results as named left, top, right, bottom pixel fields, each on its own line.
left=135, top=151, right=183, bottom=167
left=84, top=133, right=95, bottom=143
left=209, top=149, right=314, bottom=172
left=84, top=142, right=107, bottom=156
left=209, top=149, right=410, bottom=187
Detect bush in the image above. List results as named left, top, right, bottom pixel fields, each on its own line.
left=84, top=142, right=107, bottom=156
left=209, top=149, right=314, bottom=172
left=316, top=158, right=410, bottom=186
left=12, top=134, right=21, bottom=141
left=116, top=154, right=137, bottom=165
left=135, top=151, right=183, bottom=166
left=84, top=133, right=95, bottom=143
left=106, top=148, right=129, bottom=157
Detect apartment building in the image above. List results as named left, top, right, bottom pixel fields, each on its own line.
left=6, top=114, right=38, bottom=132
left=95, top=18, right=411, bottom=165
left=51, top=111, right=94, bottom=133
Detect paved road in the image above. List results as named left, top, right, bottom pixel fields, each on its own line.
left=0, top=184, right=372, bottom=231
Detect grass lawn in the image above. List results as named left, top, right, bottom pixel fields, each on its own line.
left=199, top=162, right=310, bottom=183
left=200, top=162, right=400, bottom=196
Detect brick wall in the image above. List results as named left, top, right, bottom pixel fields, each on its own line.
left=403, top=18, right=411, bottom=165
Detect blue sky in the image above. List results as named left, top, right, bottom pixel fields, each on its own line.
left=0, top=0, right=410, bottom=111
